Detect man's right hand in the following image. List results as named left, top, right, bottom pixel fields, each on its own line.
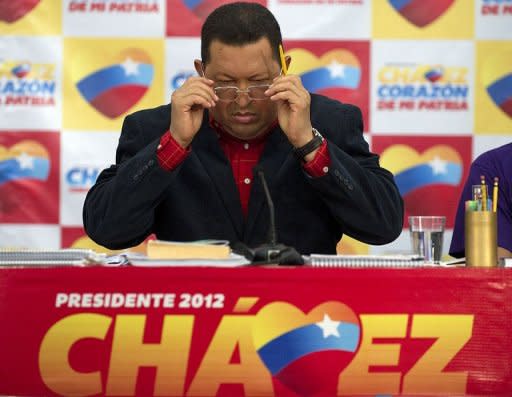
left=169, top=76, right=218, bottom=148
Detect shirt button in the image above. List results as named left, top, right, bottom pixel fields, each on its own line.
left=322, top=166, right=329, bottom=173
left=244, top=178, right=251, bottom=185
left=244, top=143, right=250, bottom=150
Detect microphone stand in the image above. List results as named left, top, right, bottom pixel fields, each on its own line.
left=249, top=169, right=303, bottom=265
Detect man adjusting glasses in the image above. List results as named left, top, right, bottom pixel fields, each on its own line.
left=84, top=2, right=404, bottom=257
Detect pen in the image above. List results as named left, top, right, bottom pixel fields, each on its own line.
left=480, top=175, right=487, bottom=211
left=279, top=43, right=287, bottom=75
left=492, top=177, right=499, bottom=212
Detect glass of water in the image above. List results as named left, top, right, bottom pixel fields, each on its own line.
left=409, top=216, right=446, bottom=263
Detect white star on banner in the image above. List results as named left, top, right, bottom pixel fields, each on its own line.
left=328, top=60, right=345, bottom=79
left=121, top=57, right=139, bottom=76
left=429, top=156, right=448, bottom=175
left=17, top=152, right=34, bottom=170
left=316, top=313, right=341, bottom=338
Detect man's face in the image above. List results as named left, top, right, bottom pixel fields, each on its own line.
left=200, top=37, right=281, bottom=140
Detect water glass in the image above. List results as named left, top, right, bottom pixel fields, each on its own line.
left=409, top=216, right=446, bottom=263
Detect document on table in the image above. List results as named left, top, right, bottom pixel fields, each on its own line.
left=126, top=252, right=250, bottom=267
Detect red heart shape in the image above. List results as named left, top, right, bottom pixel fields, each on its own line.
left=0, top=0, right=41, bottom=23
left=390, top=0, right=455, bottom=27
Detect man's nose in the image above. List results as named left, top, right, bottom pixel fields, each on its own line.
left=235, top=90, right=251, bottom=106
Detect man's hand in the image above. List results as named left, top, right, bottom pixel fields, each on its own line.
left=265, top=74, right=313, bottom=148
left=170, top=76, right=218, bottom=148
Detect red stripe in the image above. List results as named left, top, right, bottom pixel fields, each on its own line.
left=400, top=0, right=454, bottom=27
left=90, top=85, right=148, bottom=119
left=500, top=97, right=512, bottom=117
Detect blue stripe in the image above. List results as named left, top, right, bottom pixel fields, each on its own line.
left=76, top=63, right=154, bottom=102
left=389, top=0, right=413, bottom=10
left=183, top=0, right=202, bottom=8
left=0, top=158, right=49, bottom=185
left=257, top=322, right=360, bottom=375
left=301, top=66, right=360, bottom=93
left=425, top=71, right=441, bottom=80
left=487, top=73, right=512, bottom=107
left=395, top=163, right=462, bottom=196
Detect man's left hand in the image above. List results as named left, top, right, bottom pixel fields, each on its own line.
left=265, top=74, right=313, bottom=148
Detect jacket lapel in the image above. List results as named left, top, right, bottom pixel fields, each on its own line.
left=192, top=122, right=244, bottom=239
left=244, top=129, right=294, bottom=242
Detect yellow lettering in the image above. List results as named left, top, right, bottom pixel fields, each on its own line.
left=411, top=66, right=430, bottom=83
left=338, top=314, right=408, bottom=395
left=39, top=64, right=56, bottom=80
left=187, top=315, right=273, bottom=397
left=395, top=67, right=412, bottom=83
left=403, top=314, right=474, bottom=394
left=0, top=61, right=15, bottom=78
left=106, top=314, right=194, bottom=396
left=378, top=66, right=396, bottom=83
left=444, top=67, right=468, bottom=84
left=39, top=313, right=111, bottom=396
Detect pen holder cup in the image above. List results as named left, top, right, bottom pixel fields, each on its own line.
left=465, top=211, right=497, bottom=267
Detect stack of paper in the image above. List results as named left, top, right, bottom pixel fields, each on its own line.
left=146, top=239, right=231, bottom=259
left=126, top=239, right=250, bottom=267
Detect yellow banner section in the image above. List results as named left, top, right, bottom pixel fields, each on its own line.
left=372, top=0, right=474, bottom=39
left=63, top=38, right=164, bottom=131
left=475, top=41, right=512, bottom=134
left=0, top=0, right=61, bottom=35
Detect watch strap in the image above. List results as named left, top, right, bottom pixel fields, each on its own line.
left=293, top=128, right=324, bottom=160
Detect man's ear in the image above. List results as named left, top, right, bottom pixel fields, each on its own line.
left=194, top=59, right=204, bottom=77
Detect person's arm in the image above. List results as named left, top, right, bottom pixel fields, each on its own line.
left=84, top=73, right=218, bottom=250
left=83, top=109, right=180, bottom=249
left=448, top=165, right=479, bottom=258
left=266, top=74, right=403, bottom=245
left=306, top=101, right=404, bottom=245
left=449, top=156, right=512, bottom=259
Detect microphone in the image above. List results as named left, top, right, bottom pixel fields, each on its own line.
left=257, top=169, right=277, bottom=247
left=250, top=167, right=303, bottom=265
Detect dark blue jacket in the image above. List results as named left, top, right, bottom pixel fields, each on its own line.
left=83, top=94, right=403, bottom=254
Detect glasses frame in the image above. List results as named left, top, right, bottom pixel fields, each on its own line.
left=200, top=62, right=282, bottom=103
left=213, top=84, right=272, bottom=102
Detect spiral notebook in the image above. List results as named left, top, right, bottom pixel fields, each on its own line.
left=0, top=249, right=106, bottom=267
left=307, top=254, right=425, bottom=268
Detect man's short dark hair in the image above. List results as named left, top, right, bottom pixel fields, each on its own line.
left=201, top=2, right=283, bottom=64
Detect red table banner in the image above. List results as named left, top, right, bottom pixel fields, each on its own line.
left=0, top=267, right=511, bottom=397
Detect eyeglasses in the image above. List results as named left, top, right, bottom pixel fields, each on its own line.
left=213, top=84, right=271, bottom=102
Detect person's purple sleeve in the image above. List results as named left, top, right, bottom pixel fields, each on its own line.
left=450, top=145, right=512, bottom=257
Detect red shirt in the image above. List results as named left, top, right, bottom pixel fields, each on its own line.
left=156, top=122, right=330, bottom=216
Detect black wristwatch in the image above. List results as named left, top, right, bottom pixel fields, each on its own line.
left=293, top=128, right=324, bottom=160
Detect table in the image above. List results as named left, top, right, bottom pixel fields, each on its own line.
left=0, top=266, right=511, bottom=396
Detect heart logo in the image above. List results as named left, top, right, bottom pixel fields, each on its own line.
left=481, top=52, right=512, bottom=118
left=287, top=48, right=361, bottom=92
left=0, top=0, right=41, bottom=23
left=380, top=144, right=463, bottom=223
left=388, top=0, right=455, bottom=28
left=425, top=66, right=443, bottom=83
left=0, top=140, right=50, bottom=186
left=252, top=301, right=360, bottom=396
left=74, top=48, right=154, bottom=119
left=11, top=62, right=31, bottom=78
